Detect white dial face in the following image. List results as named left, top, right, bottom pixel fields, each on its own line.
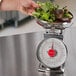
left=37, top=38, right=67, bottom=68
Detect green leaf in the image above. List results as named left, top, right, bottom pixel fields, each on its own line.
left=32, top=12, right=40, bottom=18
left=64, top=13, right=72, bottom=18
left=41, top=12, right=49, bottom=20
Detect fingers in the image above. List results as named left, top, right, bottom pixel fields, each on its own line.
left=19, top=1, right=39, bottom=15
left=31, top=1, right=39, bottom=8
left=20, top=6, right=35, bottom=15
left=27, top=8, right=35, bottom=15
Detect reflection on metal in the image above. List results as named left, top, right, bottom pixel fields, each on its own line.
left=0, top=32, right=44, bottom=76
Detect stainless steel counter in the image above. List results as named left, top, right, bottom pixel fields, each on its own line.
left=64, top=27, right=76, bottom=76
left=0, top=32, right=44, bottom=76
left=0, top=27, right=76, bottom=76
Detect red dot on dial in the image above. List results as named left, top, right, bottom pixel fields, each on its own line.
left=48, top=49, right=56, bottom=57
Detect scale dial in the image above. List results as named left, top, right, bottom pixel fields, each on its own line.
left=37, top=38, right=67, bottom=68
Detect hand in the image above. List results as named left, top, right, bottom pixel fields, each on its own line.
left=0, top=0, right=39, bottom=15
left=18, top=0, right=39, bottom=15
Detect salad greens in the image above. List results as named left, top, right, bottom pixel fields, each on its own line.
left=32, top=1, right=73, bottom=23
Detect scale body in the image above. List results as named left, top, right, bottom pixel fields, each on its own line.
left=36, top=19, right=73, bottom=76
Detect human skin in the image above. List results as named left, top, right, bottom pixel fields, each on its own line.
left=0, top=0, right=39, bottom=15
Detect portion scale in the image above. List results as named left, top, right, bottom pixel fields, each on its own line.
left=36, top=19, right=73, bottom=76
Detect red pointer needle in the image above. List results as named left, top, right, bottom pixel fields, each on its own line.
left=48, top=42, right=56, bottom=57
left=51, top=42, right=54, bottom=50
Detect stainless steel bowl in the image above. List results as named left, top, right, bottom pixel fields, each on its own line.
left=36, top=18, right=73, bottom=30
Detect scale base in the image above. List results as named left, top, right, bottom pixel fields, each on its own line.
left=38, top=63, right=65, bottom=74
